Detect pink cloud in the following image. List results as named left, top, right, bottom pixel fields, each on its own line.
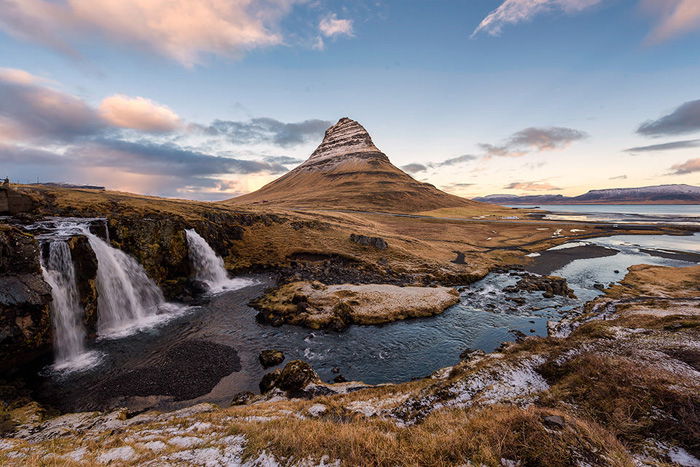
left=670, top=157, right=700, bottom=175
left=99, top=95, right=181, bottom=132
left=641, top=0, right=700, bottom=43
left=0, top=0, right=302, bottom=67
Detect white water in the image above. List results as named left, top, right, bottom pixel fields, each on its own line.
left=77, top=225, right=179, bottom=337
left=41, top=241, right=101, bottom=372
left=185, top=229, right=253, bottom=293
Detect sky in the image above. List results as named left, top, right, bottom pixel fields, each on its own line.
left=1, top=0, right=699, bottom=200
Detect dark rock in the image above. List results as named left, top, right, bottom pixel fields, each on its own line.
left=593, top=283, right=605, bottom=291
left=349, top=233, right=388, bottom=250
left=67, top=235, right=98, bottom=334
left=259, top=369, right=282, bottom=393
left=509, top=329, right=527, bottom=341
left=230, top=391, right=255, bottom=406
left=614, top=270, right=620, bottom=274
left=0, top=186, right=34, bottom=215
left=333, top=374, right=347, bottom=383
left=278, top=360, right=321, bottom=392
left=259, top=360, right=321, bottom=396
left=506, top=296, right=526, bottom=306
left=451, top=251, right=467, bottom=265
left=543, top=415, right=566, bottom=429
left=186, top=279, right=209, bottom=296
left=331, top=367, right=341, bottom=374
left=0, top=226, right=52, bottom=372
left=529, top=329, right=536, bottom=333
left=508, top=273, right=576, bottom=299
left=259, top=349, right=285, bottom=368
left=459, top=348, right=486, bottom=361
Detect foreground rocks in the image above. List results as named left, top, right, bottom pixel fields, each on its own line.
left=252, top=281, right=460, bottom=330
left=0, top=225, right=52, bottom=372
left=2, top=265, right=699, bottom=466
left=259, top=349, right=285, bottom=368
left=503, top=273, right=576, bottom=299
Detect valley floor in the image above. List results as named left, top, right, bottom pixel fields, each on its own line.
left=2, top=264, right=699, bottom=466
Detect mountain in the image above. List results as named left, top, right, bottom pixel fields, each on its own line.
left=474, top=184, right=700, bottom=205
left=225, top=118, right=481, bottom=212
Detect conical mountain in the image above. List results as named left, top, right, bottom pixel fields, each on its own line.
left=225, top=118, right=482, bottom=212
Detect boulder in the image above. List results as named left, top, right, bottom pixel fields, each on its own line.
left=259, top=349, right=285, bottom=368
left=278, top=360, right=321, bottom=392
left=259, top=369, right=282, bottom=393
left=259, top=360, right=321, bottom=396
left=230, top=391, right=255, bottom=406
left=349, top=233, right=388, bottom=250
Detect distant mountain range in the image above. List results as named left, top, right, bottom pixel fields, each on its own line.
left=473, top=184, right=700, bottom=205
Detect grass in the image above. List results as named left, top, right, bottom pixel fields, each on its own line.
left=226, top=405, right=632, bottom=466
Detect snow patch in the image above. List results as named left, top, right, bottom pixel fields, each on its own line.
left=97, top=446, right=136, bottom=463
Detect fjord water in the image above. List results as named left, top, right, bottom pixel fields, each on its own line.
left=185, top=229, right=253, bottom=293
left=519, top=204, right=700, bottom=224
left=40, top=241, right=100, bottom=371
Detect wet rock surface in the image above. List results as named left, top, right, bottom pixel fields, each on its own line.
left=503, top=273, right=576, bottom=299
left=0, top=226, right=52, bottom=372
left=258, top=349, right=285, bottom=368
left=252, top=281, right=460, bottom=330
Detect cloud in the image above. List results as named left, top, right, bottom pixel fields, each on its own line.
left=319, top=14, right=354, bottom=37
left=263, top=155, right=304, bottom=165
left=473, top=0, right=700, bottom=43
left=504, top=181, right=561, bottom=191
left=99, top=95, right=181, bottom=132
left=625, top=138, right=700, bottom=152
left=472, top=0, right=602, bottom=37
left=69, top=139, right=288, bottom=176
left=0, top=0, right=302, bottom=67
left=669, top=157, right=700, bottom=175
left=438, top=154, right=478, bottom=166
left=200, top=118, right=332, bottom=147
left=0, top=69, right=105, bottom=143
left=480, top=127, right=587, bottom=157
left=637, top=99, right=700, bottom=137
left=401, top=163, right=428, bottom=174
left=641, top=0, right=700, bottom=44
left=0, top=67, right=331, bottom=198
left=609, top=174, right=628, bottom=180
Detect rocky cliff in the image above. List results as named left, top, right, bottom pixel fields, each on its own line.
left=0, top=225, right=52, bottom=371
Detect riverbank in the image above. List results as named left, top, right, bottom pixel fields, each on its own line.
left=2, top=264, right=698, bottom=466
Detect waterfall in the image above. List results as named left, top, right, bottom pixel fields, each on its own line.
left=77, top=225, right=173, bottom=337
left=185, top=229, right=253, bottom=293
left=41, top=240, right=100, bottom=371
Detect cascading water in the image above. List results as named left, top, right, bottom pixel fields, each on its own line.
left=41, top=240, right=101, bottom=372
left=31, top=218, right=184, bottom=346
left=77, top=224, right=180, bottom=337
left=185, top=229, right=253, bottom=293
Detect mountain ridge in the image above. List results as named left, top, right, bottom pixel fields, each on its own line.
left=474, top=184, right=700, bottom=205
left=225, top=118, right=483, bottom=212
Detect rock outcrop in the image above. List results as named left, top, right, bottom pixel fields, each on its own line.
left=0, top=226, right=52, bottom=371
left=252, top=281, right=460, bottom=330
left=0, top=185, right=34, bottom=216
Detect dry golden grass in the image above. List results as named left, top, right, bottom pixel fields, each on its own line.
left=227, top=405, right=632, bottom=467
